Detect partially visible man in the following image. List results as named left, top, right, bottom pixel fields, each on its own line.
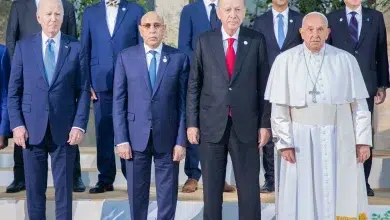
left=187, top=0, right=271, bottom=218
left=0, top=45, right=11, bottom=150
left=5, top=0, right=85, bottom=193
left=266, top=12, right=371, bottom=219
left=7, top=0, right=90, bottom=219
left=178, top=0, right=234, bottom=193
left=327, top=0, right=390, bottom=197
left=113, top=11, right=188, bottom=220
left=252, top=0, right=303, bottom=193
left=81, top=0, right=145, bottom=194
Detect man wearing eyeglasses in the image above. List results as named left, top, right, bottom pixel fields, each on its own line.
left=81, top=0, right=144, bottom=194
left=113, top=11, right=189, bottom=220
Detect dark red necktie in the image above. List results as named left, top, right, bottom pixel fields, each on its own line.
left=226, top=38, right=236, bottom=116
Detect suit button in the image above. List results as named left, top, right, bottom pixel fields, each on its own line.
left=151, top=100, right=154, bottom=103
left=229, top=88, right=232, bottom=91
left=148, top=118, right=152, bottom=120
left=355, top=50, right=358, bottom=54
left=45, top=108, right=49, bottom=111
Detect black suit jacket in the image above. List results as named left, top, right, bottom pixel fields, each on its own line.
left=186, top=26, right=271, bottom=143
left=253, top=9, right=303, bottom=66
left=6, top=0, right=77, bottom=58
left=327, top=7, right=390, bottom=97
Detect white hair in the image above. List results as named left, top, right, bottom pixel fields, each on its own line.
left=302, top=11, right=328, bottom=27
left=37, top=0, right=64, bottom=16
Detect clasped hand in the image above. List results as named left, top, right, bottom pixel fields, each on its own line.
left=116, top=143, right=186, bottom=162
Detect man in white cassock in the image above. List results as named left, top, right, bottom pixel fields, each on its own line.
left=265, top=12, right=372, bottom=220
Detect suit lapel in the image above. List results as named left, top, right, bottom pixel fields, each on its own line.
left=112, top=0, right=128, bottom=39
left=231, top=28, right=251, bottom=85
left=210, top=30, right=230, bottom=84
left=265, top=11, right=279, bottom=50
left=152, top=45, right=169, bottom=97
left=356, top=8, right=373, bottom=49
left=138, top=45, right=153, bottom=95
left=50, top=35, right=70, bottom=88
left=336, top=9, right=353, bottom=45
left=196, top=0, right=211, bottom=29
left=32, top=33, right=49, bottom=87
left=282, top=10, right=297, bottom=49
left=97, top=2, right=112, bottom=39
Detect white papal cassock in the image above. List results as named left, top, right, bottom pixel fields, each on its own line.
left=265, top=43, right=372, bottom=220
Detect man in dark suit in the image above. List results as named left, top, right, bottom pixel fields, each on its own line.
left=187, top=0, right=271, bottom=218
left=5, top=0, right=85, bottom=193
left=327, top=0, right=390, bottom=197
left=0, top=45, right=11, bottom=150
left=113, top=11, right=188, bottom=220
left=81, top=0, right=145, bottom=194
left=252, top=0, right=303, bottom=193
left=7, top=0, right=90, bottom=219
left=178, top=0, right=234, bottom=193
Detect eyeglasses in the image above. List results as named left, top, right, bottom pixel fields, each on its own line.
left=141, top=23, right=163, bottom=29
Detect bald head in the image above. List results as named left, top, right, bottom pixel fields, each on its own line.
left=217, top=0, right=246, bottom=36
left=299, top=11, right=330, bottom=52
left=36, top=0, right=64, bottom=38
left=139, top=11, right=166, bottom=49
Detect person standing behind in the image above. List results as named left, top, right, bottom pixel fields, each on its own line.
left=252, top=0, right=303, bottom=193
left=113, top=11, right=188, bottom=220
left=7, top=0, right=90, bottom=219
left=327, top=0, right=390, bottom=197
left=81, top=0, right=145, bottom=194
left=0, top=45, right=11, bottom=150
left=5, top=0, right=85, bottom=193
left=187, top=0, right=271, bottom=218
left=178, top=0, right=235, bottom=193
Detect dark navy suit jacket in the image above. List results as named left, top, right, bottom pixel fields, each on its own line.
left=0, top=45, right=11, bottom=136
left=253, top=9, right=303, bottom=66
left=8, top=33, right=91, bottom=145
left=327, top=7, right=390, bottom=97
left=81, top=0, right=145, bottom=92
left=113, top=44, right=189, bottom=153
left=178, top=0, right=221, bottom=61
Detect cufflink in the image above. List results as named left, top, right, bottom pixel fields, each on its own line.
left=243, top=41, right=248, bottom=45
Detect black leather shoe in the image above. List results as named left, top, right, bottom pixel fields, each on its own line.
left=260, top=180, right=275, bottom=193
left=89, top=182, right=114, bottom=194
left=367, top=186, right=375, bottom=197
left=6, top=180, right=25, bottom=193
left=73, top=177, right=86, bottom=192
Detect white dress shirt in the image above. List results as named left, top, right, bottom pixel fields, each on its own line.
left=221, top=26, right=239, bottom=55
left=42, top=31, right=61, bottom=64
left=272, top=7, right=289, bottom=40
left=35, top=0, right=39, bottom=7
left=105, top=0, right=119, bottom=36
left=203, top=0, right=219, bottom=21
left=145, top=43, right=163, bottom=74
left=346, top=5, right=362, bottom=38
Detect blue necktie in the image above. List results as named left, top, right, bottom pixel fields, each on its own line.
left=44, top=39, right=55, bottom=84
left=210, top=3, right=218, bottom=29
left=277, top=14, right=285, bottom=49
left=348, top=11, right=358, bottom=46
left=149, top=50, right=157, bottom=88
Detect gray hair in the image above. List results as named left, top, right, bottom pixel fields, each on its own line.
left=37, top=0, right=64, bottom=16
left=302, top=11, right=328, bottom=27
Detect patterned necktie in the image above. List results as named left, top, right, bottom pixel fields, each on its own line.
left=149, top=50, right=157, bottom=88
left=106, top=0, right=119, bottom=7
left=44, top=39, right=55, bottom=85
left=348, top=11, right=358, bottom=46
left=210, top=3, right=218, bottom=29
left=277, top=14, right=285, bottom=49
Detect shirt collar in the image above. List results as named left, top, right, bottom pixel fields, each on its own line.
left=204, top=0, right=218, bottom=7
left=346, top=5, right=362, bottom=15
left=144, top=43, right=163, bottom=55
left=272, top=7, right=289, bottom=19
left=221, top=26, right=240, bottom=41
left=42, top=31, right=61, bottom=46
left=35, top=0, right=39, bottom=7
left=302, top=42, right=326, bottom=57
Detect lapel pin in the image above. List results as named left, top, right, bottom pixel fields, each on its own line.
left=339, top=18, right=343, bottom=22
left=289, top=19, right=293, bottom=23
left=367, top=18, right=370, bottom=22
left=65, top=45, right=68, bottom=49
left=163, top=56, right=167, bottom=63
left=243, top=41, right=248, bottom=45
left=122, top=7, right=126, bottom=11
